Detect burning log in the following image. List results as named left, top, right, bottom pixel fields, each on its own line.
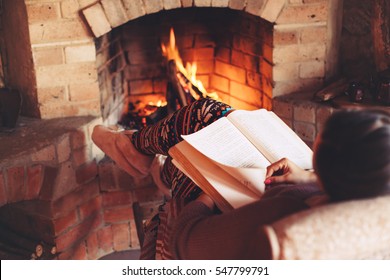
left=121, top=27, right=221, bottom=129
left=166, top=59, right=191, bottom=114
left=176, top=70, right=205, bottom=100
left=0, top=225, right=57, bottom=260
left=162, top=28, right=220, bottom=114
left=166, top=59, right=209, bottom=114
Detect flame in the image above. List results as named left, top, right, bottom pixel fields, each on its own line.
left=148, top=100, right=167, bottom=107
left=162, top=28, right=186, bottom=75
left=162, top=28, right=218, bottom=100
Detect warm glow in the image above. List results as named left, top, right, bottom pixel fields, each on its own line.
left=148, top=100, right=167, bottom=107
left=161, top=28, right=218, bottom=101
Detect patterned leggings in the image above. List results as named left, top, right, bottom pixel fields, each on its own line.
left=131, top=98, right=233, bottom=202
left=131, top=98, right=233, bottom=259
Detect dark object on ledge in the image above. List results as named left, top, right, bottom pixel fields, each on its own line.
left=0, top=88, right=22, bottom=128
left=374, top=69, right=390, bottom=105
left=345, top=81, right=366, bottom=103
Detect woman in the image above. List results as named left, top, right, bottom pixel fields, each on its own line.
left=92, top=99, right=390, bottom=259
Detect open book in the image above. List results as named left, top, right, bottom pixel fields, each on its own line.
left=168, top=109, right=313, bottom=212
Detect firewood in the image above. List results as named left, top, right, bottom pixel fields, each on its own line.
left=313, top=78, right=349, bottom=102
left=167, top=60, right=188, bottom=109
left=0, top=224, right=56, bottom=260
left=176, top=71, right=204, bottom=99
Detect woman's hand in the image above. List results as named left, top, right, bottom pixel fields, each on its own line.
left=264, top=158, right=317, bottom=185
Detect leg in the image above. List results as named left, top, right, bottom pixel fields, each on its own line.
left=131, top=98, right=233, bottom=199
left=135, top=99, right=232, bottom=259
left=131, top=98, right=233, bottom=155
left=92, top=98, right=232, bottom=182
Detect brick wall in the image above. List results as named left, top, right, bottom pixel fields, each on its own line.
left=1, top=0, right=334, bottom=120
left=273, top=92, right=335, bottom=146
left=0, top=117, right=164, bottom=260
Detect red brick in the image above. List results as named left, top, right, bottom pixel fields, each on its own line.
left=71, top=129, right=87, bottom=150
left=97, top=225, right=113, bottom=253
left=98, top=159, right=116, bottom=191
left=51, top=161, right=79, bottom=200
left=52, top=181, right=100, bottom=218
left=215, top=60, right=246, bottom=83
left=57, top=135, right=71, bottom=163
left=79, top=196, right=102, bottom=220
left=0, top=172, right=7, bottom=206
left=58, top=241, right=88, bottom=260
left=113, top=167, right=137, bottom=191
left=103, top=206, right=133, bottom=224
left=129, top=219, right=140, bottom=248
left=39, top=166, right=59, bottom=200
left=231, top=50, right=245, bottom=68
left=76, top=160, right=98, bottom=184
left=6, top=166, right=25, bottom=203
left=72, top=147, right=89, bottom=167
left=215, top=47, right=231, bottom=63
left=53, top=210, right=79, bottom=235
left=71, top=242, right=88, bottom=260
left=31, top=144, right=56, bottom=162
left=102, top=191, right=133, bottom=208
left=56, top=214, right=103, bottom=251
left=26, top=165, right=43, bottom=200
left=85, top=231, right=99, bottom=260
left=112, top=223, right=130, bottom=251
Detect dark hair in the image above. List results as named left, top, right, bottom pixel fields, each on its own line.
left=314, top=109, right=390, bottom=201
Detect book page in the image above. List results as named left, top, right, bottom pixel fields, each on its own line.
left=227, top=109, right=313, bottom=169
left=170, top=142, right=261, bottom=211
left=181, top=117, right=270, bottom=168
left=214, top=164, right=266, bottom=196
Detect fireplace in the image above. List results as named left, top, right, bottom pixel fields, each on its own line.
left=0, top=0, right=338, bottom=121
left=0, top=0, right=374, bottom=260
left=88, top=0, right=335, bottom=127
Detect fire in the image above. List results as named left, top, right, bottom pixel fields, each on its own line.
left=161, top=28, right=218, bottom=101
left=121, top=28, right=221, bottom=129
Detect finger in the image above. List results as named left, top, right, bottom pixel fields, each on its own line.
left=265, top=160, right=287, bottom=178
left=265, top=175, right=289, bottom=185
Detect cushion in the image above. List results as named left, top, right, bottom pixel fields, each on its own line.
left=263, top=195, right=390, bottom=259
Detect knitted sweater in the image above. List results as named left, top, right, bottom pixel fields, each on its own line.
left=170, top=183, right=325, bottom=259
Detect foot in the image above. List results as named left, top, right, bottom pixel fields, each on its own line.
left=92, top=125, right=154, bottom=177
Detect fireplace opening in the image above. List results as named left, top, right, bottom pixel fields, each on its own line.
left=95, top=8, right=273, bottom=128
